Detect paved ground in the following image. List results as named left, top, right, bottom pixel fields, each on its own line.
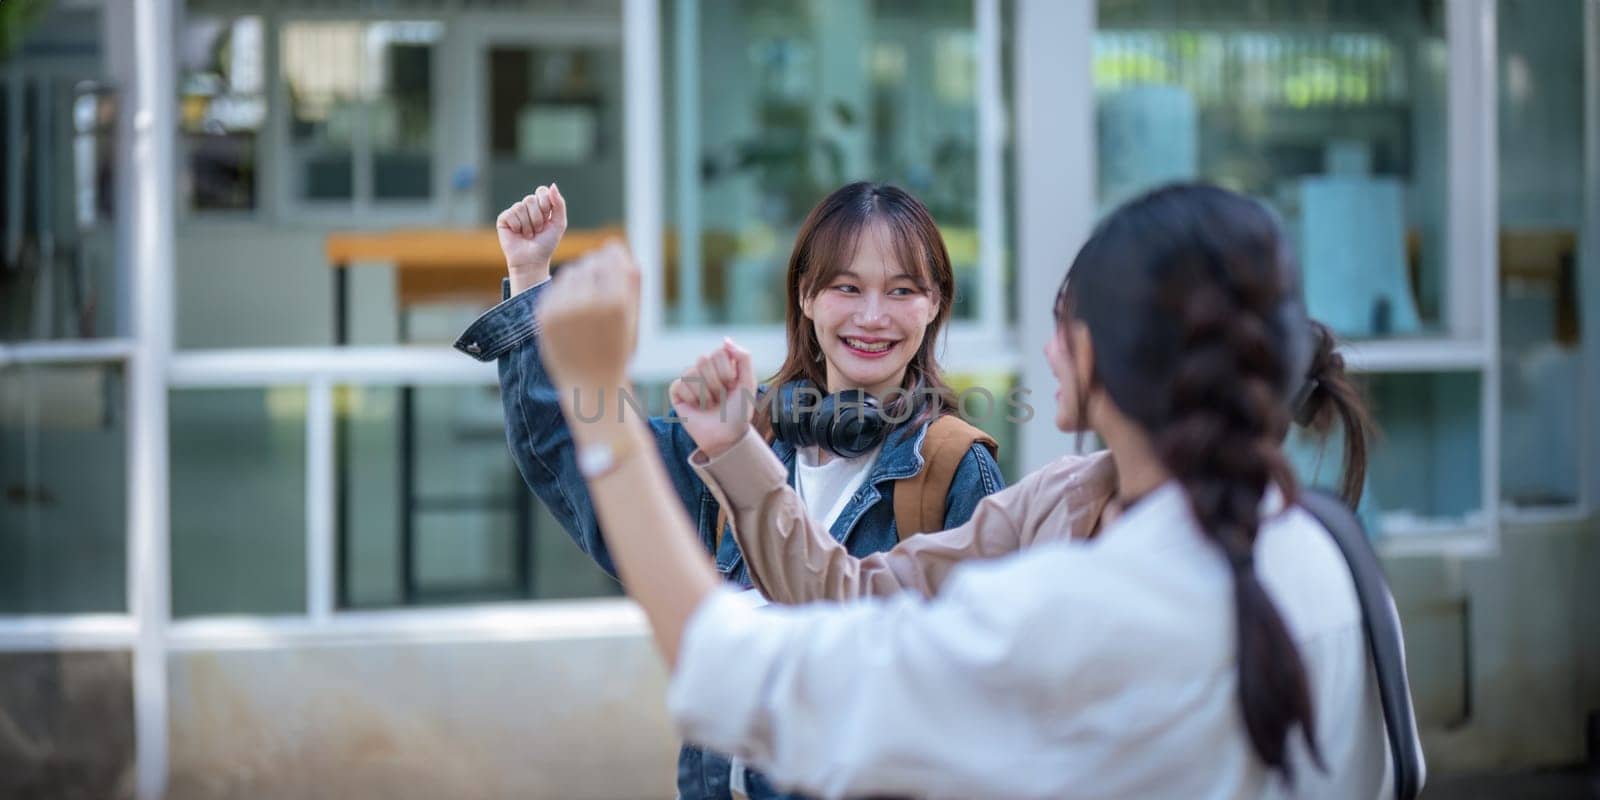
left=1423, top=766, right=1599, bottom=799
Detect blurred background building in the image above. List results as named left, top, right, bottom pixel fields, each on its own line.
left=0, top=0, right=1595, bottom=797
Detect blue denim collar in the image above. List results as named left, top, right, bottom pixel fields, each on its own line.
left=767, top=416, right=933, bottom=543
left=767, top=415, right=931, bottom=487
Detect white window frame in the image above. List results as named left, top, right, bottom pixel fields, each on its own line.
left=268, top=10, right=451, bottom=226
left=1494, top=0, right=1600, bottom=528
left=176, top=5, right=457, bottom=226
left=1014, top=0, right=1526, bottom=557
left=172, top=11, right=270, bottom=221
left=659, top=0, right=1014, bottom=356
left=1585, top=0, right=1600, bottom=523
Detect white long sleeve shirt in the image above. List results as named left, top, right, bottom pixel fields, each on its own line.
left=667, top=476, right=1394, bottom=799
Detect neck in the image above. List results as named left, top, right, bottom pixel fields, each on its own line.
left=1097, top=421, right=1169, bottom=508
left=823, top=364, right=908, bottom=401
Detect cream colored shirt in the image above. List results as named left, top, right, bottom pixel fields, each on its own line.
left=670, top=430, right=1397, bottom=799
left=692, top=429, right=1118, bottom=603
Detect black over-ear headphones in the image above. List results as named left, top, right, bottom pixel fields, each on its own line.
left=770, top=380, right=891, bottom=458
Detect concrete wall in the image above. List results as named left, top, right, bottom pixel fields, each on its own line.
left=167, top=627, right=675, bottom=800
left=1389, top=516, right=1600, bottom=773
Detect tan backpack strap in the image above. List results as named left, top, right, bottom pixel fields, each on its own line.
left=893, top=415, right=999, bottom=540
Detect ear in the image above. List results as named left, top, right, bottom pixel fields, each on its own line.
left=800, top=293, right=816, bottom=321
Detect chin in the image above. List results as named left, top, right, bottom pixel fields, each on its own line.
left=841, top=370, right=897, bottom=393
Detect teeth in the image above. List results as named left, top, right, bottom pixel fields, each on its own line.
left=845, top=338, right=892, bottom=353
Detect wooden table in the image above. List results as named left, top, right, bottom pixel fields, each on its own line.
left=324, top=226, right=623, bottom=605
left=325, top=226, right=626, bottom=342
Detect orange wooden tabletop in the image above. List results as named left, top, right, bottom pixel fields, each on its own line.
left=326, top=226, right=626, bottom=269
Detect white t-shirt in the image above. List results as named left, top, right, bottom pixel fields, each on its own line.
left=680, top=480, right=1394, bottom=799
left=793, top=444, right=881, bottom=531
left=729, top=443, right=880, bottom=797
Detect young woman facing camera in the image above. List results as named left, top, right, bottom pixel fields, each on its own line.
left=455, top=181, right=1003, bottom=800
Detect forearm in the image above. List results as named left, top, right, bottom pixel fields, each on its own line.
left=566, top=383, right=718, bottom=666
left=694, top=432, right=1033, bottom=602
left=741, top=499, right=1024, bottom=603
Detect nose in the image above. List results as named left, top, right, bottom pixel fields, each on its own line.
left=854, top=292, right=888, bottom=326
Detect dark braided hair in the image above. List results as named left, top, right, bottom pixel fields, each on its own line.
left=1056, top=183, right=1325, bottom=781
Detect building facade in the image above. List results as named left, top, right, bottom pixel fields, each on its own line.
left=1, top=0, right=1596, bottom=797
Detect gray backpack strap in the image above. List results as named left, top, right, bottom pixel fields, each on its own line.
left=1298, top=490, right=1425, bottom=800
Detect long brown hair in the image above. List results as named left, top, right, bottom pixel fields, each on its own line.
left=756, top=182, right=957, bottom=439
left=1058, top=183, right=1325, bottom=781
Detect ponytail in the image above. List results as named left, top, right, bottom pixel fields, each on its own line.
left=1295, top=320, right=1374, bottom=506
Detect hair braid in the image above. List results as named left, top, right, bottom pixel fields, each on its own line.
left=1156, top=262, right=1325, bottom=782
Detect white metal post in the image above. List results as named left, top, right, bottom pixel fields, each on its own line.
left=1013, top=0, right=1095, bottom=473
left=975, top=0, right=1007, bottom=338
left=624, top=0, right=664, bottom=345
left=1447, top=0, right=1493, bottom=342
left=306, top=378, right=336, bottom=620
left=124, top=0, right=177, bottom=797
left=1453, top=0, right=1502, bottom=543
left=673, top=0, right=704, bottom=325
left=1584, top=0, right=1600, bottom=514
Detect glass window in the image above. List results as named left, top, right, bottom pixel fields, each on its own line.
left=281, top=20, right=441, bottom=207
left=372, top=25, right=436, bottom=202
left=1, top=3, right=120, bottom=343
left=1094, top=0, right=1450, bottom=341
left=485, top=43, right=624, bottom=230
left=180, top=15, right=266, bottom=211
left=1287, top=370, right=1484, bottom=539
left=1497, top=0, right=1587, bottom=512
left=283, top=21, right=359, bottom=202
left=171, top=388, right=307, bottom=617
left=340, top=383, right=619, bottom=609
left=662, top=0, right=988, bottom=326
left=0, top=364, right=127, bottom=613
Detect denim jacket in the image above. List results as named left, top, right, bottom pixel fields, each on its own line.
left=454, top=280, right=1006, bottom=799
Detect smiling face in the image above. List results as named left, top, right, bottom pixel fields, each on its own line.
left=801, top=221, right=939, bottom=398
left=758, top=183, right=957, bottom=441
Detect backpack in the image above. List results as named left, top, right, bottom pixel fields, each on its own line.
left=714, top=414, right=999, bottom=550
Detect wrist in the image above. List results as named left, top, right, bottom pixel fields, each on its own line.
left=557, top=374, right=634, bottom=414
left=508, top=261, right=552, bottom=294
left=702, top=424, right=753, bottom=459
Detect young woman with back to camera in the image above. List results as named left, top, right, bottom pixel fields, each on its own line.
left=531, top=183, right=1414, bottom=798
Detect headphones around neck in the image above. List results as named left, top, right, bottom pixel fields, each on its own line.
left=770, top=380, right=891, bottom=458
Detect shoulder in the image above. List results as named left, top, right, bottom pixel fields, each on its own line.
left=923, top=412, right=997, bottom=453
left=930, top=417, right=1004, bottom=495
left=1028, top=450, right=1117, bottom=494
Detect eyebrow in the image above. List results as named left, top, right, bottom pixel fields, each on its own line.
left=834, top=269, right=921, bottom=282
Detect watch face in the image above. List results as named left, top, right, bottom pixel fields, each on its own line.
left=578, top=442, right=614, bottom=479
